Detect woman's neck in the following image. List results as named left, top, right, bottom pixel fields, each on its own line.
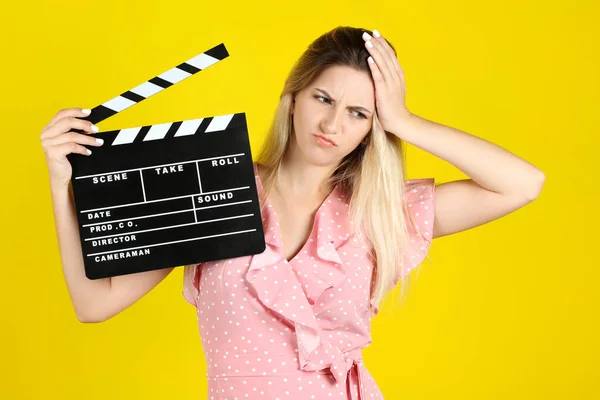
left=278, top=146, right=337, bottom=200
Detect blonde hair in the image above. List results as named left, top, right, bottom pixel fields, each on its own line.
left=256, top=26, right=424, bottom=311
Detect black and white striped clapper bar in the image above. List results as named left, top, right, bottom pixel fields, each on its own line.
left=66, top=43, right=266, bottom=280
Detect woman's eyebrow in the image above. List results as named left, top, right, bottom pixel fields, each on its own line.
left=315, top=88, right=372, bottom=115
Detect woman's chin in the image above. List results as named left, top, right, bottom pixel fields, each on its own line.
left=291, top=139, right=342, bottom=167
left=302, top=149, right=342, bottom=167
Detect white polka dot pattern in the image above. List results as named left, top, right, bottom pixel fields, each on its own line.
left=182, top=163, right=435, bottom=399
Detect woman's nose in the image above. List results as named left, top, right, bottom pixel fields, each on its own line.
left=321, top=107, right=344, bottom=134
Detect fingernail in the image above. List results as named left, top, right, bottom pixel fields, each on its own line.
left=91, top=124, right=99, bottom=132
left=87, top=149, right=92, bottom=155
left=373, top=30, right=381, bottom=38
left=96, top=138, right=104, bottom=145
left=368, top=56, right=374, bottom=64
left=362, top=32, right=372, bottom=41
left=366, top=40, right=373, bottom=48
left=82, top=108, right=91, bottom=115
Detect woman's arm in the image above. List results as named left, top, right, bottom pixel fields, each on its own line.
left=397, top=114, right=545, bottom=239
left=51, top=182, right=174, bottom=323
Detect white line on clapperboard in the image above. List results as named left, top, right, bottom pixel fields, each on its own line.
left=83, top=199, right=253, bottom=227
left=84, top=200, right=252, bottom=230
left=81, top=186, right=250, bottom=214
left=82, top=186, right=249, bottom=216
left=87, top=229, right=257, bottom=257
left=87, top=213, right=254, bottom=242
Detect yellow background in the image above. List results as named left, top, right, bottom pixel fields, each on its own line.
left=1, top=0, right=598, bottom=398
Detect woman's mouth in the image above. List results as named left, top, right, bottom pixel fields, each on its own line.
left=313, top=134, right=337, bottom=147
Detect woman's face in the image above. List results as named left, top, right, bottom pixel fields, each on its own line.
left=290, top=65, right=375, bottom=167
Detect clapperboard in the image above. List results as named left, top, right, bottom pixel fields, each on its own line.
left=66, top=43, right=266, bottom=280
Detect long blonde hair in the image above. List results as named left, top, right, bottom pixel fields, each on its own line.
left=256, top=26, right=423, bottom=311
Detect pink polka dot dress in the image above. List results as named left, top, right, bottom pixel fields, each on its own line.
left=183, top=162, right=435, bottom=399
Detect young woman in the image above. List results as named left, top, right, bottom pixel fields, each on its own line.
left=41, top=26, right=544, bottom=399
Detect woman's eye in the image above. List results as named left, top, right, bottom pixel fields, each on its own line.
left=314, top=96, right=366, bottom=119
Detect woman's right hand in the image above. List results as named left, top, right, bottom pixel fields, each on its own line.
left=40, top=108, right=104, bottom=188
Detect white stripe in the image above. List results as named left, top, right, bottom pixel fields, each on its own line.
left=84, top=211, right=253, bottom=232
left=112, top=127, right=141, bottom=145
left=86, top=229, right=256, bottom=257
left=79, top=186, right=249, bottom=213
left=158, top=67, right=191, bottom=84
left=103, top=96, right=136, bottom=112
left=205, top=114, right=234, bottom=132
left=84, top=208, right=192, bottom=227
left=186, top=53, right=219, bottom=70
left=85, top=214, right=254, bottom=241
left=143, top=122, right=172, bottom=141
left=174, top=118, right=204, bottom=136
left=130, top=81, right=163, bottom=98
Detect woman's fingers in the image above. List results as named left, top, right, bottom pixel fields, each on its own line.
left=363, top=32, right=391, bottom=83
left=43, top=107, right=91, bottom=131
left=367, top=56, right=384, bottom=86
left=45, top=141, right=94, bottom=159
left=363, top=31, right=401, bottom=84
left=372, top=30, right=404, bottom=77
left=41, top=115, right=98, bottom=140
left=41, top=131, right=103, bottom=150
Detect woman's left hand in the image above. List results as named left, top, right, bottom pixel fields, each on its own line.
left=363, top=30, right=412, bottom=137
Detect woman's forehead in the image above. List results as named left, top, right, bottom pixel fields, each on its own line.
left=309, top=66, right=375, bottom=104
